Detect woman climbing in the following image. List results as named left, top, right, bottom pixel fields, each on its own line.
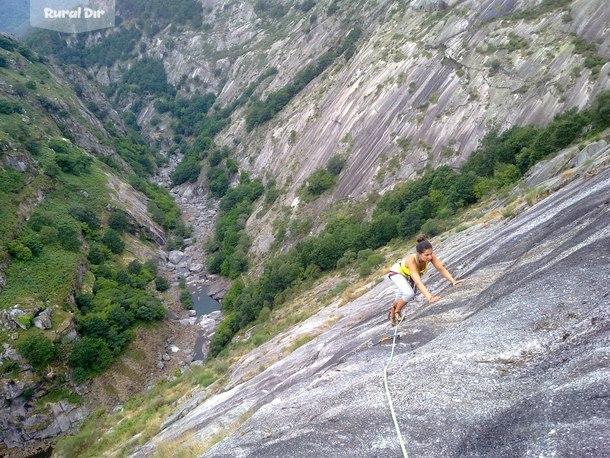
left=387, top=236, right=463, bottom=326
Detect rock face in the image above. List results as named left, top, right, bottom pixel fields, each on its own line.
left=87, top=0, right=609, bottom=257
left=131, top=166, right=610, bottom=457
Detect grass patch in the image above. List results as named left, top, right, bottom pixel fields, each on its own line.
left=289, top=334, right=317, bottom=352
left=37, top=388, right=83, bottom=406
left=0, top=246, right=80, bottom=309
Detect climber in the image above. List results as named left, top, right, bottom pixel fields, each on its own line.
left=387, top=236, right=463, bottom=326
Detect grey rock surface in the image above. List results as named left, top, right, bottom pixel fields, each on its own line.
left=133, top=168, right=610, bottom=457
left=169, top=251, right=185, bottom=265
left=33, top=308, right=52, bottom=330
left=8, top=308, right=28, bottom=330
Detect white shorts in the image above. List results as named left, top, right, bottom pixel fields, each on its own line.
left=389, top=268, right=416, bottom=302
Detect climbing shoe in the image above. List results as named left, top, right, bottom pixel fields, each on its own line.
left=395, top=309, right=403, bottom=322
left=388, top=307, right=402, bottom=326
left=388, top=309, right=396, bottom=326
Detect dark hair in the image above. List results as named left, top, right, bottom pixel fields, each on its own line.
left=415, top=236, right=432, bottom=253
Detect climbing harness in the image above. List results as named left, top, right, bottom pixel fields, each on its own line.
left=383, top=313, right=409, bottom=458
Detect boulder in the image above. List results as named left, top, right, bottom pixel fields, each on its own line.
left=168, top=250, right=185, bottom=265
left=33, top=308, right=53, bottom=330
left=62, top=330, right=78, bottom=344
left=189, top=263, right=204, bottom=273
left=9, top=308, right=30, bottom=330
left=178, top=317, right=197, bottom=326
left=2, top=344, right=22, bottom=362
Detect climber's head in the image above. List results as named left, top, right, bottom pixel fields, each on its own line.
left=416, top=236, right=433, bottom=261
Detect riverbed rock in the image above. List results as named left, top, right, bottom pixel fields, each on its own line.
left=162, top=353, right=171, bottom=361
left=207, top=277, right=232, bottom=300
left=188, top=263, right=204, bottom=273
left=168, top=251, right=185, bottom=265
left=178, top=317, right=197, bottom=326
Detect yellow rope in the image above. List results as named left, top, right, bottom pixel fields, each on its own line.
left=383, top=314, right=409, bottom=458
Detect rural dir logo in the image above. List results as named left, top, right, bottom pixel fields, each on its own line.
left=30, top=0, right=115, bottom=33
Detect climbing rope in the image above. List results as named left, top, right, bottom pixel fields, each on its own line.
left=383, top=314, right=409, bottom=458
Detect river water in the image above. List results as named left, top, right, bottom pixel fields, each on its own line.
left=186, top=282, right=221, bottom=360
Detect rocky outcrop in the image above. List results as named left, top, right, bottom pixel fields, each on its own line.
left=131, top=159, right=610, bottom=457
left=103, top=171, right=166, bottom=246
left=237, top=0, right=610, bottom=255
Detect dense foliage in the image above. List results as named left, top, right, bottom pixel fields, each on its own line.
left=0, top=40, right=174, bottom=384
left=70, top=259, right=165, bottom=380
left=206, top=174, right=265, bottom=279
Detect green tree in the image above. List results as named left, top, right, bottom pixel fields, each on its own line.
left=102, top=229, right=124, bottom=254
left=68, top=337, right=113, bottom=379
left=154, top=275, right=169, bottom=291
left=108, top=209, right=130, bottom=232
left=16, top=331, right=57, bottom=369
left=57, top=224, right=81, bottom=251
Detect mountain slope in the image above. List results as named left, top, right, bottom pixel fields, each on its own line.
left=27, top=1, right=609, bottom=257
left=0, top=34, right=186, bottom=456
left=131, top=141, right=610, bottom=457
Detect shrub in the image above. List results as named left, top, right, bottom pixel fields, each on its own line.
left=76, top=314, right=109, bottom=339
left=326, top=155, right=347, bottom=175
left=21, top=234, right=43, bottom=257
left=39, top=226, right=58, bottom=244
left=134, top=299, right=165, bottom=320
left=102, top=229, right=124, bottom=254
left=207, top=167, right=230, bottom=197
left=121, top=58, right=174, bottom=96
left=420, top=218, right=446, bottom=237
left=87, top=244, right=106, bottom=265
left=16, top=331, right=56, bottom=369
left=209, top=314, right=238, bottom=357
left=154, top=276, right=170, bottom=291
left=69, top=206, right=100, bottom=230
left=68, top=337, right=113, bottom=380
left=171, top=156, right=201, bottom=186
left=107, top=209, right=130, bottom=232
left=302, top=168, right=337, bottom=199
left=7, top=241, right=33, bottom=261
left=54, top=152, right=92, bottom=175
left=57, top=224, right=81, bottom=251
left=0, top=100, right=23, bottom=114
left=493, top=163, right=521, bottom=188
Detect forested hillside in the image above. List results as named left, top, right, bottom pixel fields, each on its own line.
left=0, top=34, right=184, bottom=456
